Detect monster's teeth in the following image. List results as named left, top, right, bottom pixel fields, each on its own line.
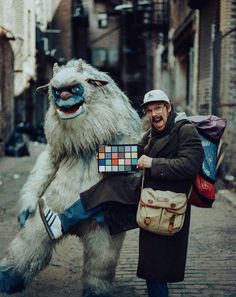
left=56, top=105, right=85, bottom=120
left=58, top=103, right=81, bottom=113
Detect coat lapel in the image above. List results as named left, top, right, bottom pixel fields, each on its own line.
left=145, top=134, right=171, bottom=157
left=144, top=121, right=184, bottom=157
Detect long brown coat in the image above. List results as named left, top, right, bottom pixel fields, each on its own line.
left=136, top=114, right=204, bottom=282
left=81, top=112, right=204, bottom=282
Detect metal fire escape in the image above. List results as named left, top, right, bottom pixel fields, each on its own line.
left=72, top=0, right=89, bottom=60
left=117, top=0, right=169, bottom=107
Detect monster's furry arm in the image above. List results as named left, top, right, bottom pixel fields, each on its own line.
left=17, top=147, right=57, bottom=227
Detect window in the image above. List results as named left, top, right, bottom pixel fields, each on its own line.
left=108, top=48, right=118, bottom=66
left=91, top=48, right=119, bottom=67
left=98, top=12, right=108, bottom=28
left=91, top=48, right=107, bottom=67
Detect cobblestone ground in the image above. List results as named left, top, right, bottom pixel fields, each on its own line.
left=0, top=143, right=236, bottom=297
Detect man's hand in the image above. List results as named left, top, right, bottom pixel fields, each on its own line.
left=17, top=205, right=36, bottom=228
left=137, top=154, right=152, bottom=169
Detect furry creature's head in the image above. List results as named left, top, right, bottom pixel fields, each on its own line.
left=37, top=59, right=141, bottom=156
left=38, top=59, right=110, bottom=120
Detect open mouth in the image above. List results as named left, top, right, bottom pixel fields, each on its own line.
left=153, top=116, right=162, bottom=123
left=56, top=103, right=85, bottom=120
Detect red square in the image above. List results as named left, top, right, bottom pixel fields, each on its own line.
left=112, top=159, right=118, bottom=165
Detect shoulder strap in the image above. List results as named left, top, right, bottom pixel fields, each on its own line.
left=174, top=119, right=192, bottom=132
left=141, top=168, right=145, bottom=190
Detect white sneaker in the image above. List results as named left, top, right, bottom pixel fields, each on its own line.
left=38, top=198, right=63, bottom=240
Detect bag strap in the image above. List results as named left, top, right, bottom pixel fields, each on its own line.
left=141, top=168, right=145, bottom=191
left=188, top=185, right=193, bottom=200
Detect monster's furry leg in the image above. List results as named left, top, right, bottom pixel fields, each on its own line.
left=18, top=148, right=57, bottom=221
left=81, top=224, right=125, bottom=297
left=0, top=209, right=55, bottom=294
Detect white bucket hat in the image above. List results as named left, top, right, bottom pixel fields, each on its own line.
left=140, top=89, right=170, bottom=108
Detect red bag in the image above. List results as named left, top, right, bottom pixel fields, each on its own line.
left=190, top=175, right=216, bottom=208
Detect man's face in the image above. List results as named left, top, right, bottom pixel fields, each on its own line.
left=144, top=102, right=172, bottom=131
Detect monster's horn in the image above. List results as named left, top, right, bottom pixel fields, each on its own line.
left=36, top=83, right=49, bottom=95
left=86, top=79, right=108, bottom=87
left=76, top=59, right=83, bottom=72
left=53, top=62, right=60, bottom=73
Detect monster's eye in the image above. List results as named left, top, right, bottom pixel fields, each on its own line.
left=71, top=86, right=80, bottom=94
left=55, top=89, right=61, bottom=96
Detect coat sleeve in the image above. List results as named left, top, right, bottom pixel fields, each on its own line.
left=151, top=124, right=204, bottom=180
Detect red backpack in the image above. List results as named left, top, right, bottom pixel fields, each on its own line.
left=187, top=115, right=227, bottom=208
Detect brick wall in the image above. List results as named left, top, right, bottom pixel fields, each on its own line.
left=197, top=0, right=219, bottom=115
left=52, top=0, right=73, bottom=62
left=219, top=0, right=236, bottom=175
left=171, top=0, right=192, bottom=30
left=168, top=1, right=195, bottom=112
left=0, top=38, right=14, bottom=155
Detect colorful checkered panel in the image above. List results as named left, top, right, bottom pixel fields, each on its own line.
left=98, top=144, right=138, bottom=173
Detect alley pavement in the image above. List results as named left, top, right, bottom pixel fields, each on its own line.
left=0, top=142, right=236, bottom=297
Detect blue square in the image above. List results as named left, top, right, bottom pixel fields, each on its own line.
left=111, top=146, right=118, bottom=152
left=99, top=159, right=105, bottom=166
left=106, top=153, right=112, bottom=159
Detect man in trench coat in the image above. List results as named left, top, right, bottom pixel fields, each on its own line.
left=39, top=89, right=204, bottom=297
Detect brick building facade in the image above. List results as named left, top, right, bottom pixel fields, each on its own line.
left=154, top=0, right=236, bottom=177
left=0, top=29, right=14, bottom=156
left=0, top=0, right=36, bottom=155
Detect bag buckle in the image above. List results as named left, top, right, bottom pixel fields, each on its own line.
left=168, top=215, right=176, bottom=232
left=144, top=217, right=151, bottom=225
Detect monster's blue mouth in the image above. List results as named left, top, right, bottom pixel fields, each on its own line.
left=51, top=83, right=86, bottom=120
left=56, top=102, right=85, bottom=120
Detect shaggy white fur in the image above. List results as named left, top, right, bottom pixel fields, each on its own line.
left=0, top=59, right=141, bottom=296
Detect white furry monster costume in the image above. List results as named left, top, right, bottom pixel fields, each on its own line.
left=0, top=59, right=141, bottom=296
